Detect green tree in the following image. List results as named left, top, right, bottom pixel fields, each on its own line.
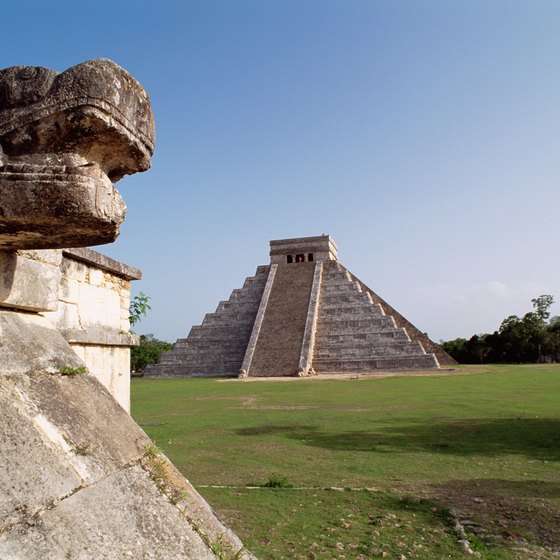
left=497, top=312, right=545, bottom=363
left=441, top=335, right=494, bottom=364
left=532, top=294, right=554, bottom=323
left=546, top=317, right=560, bottom=361
left=131, top=334, right=173, bottom=373
left=129, top=292, right=151, bottom=329
left=442, top=294, right=557, bottom=364
left=466, top=334, right=493, bottom=364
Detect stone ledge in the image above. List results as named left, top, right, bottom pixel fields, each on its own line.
left=60, top=327, right=139, bottom=347
left=63, top=248, right=142, bottom=281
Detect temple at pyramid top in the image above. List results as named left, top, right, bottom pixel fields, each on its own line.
left=270, top=235, right=338, bottom=264
left=144, top=235, right=455, bottom=378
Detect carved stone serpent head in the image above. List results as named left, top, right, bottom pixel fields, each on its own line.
left=0, top=59, right=155, bottom=249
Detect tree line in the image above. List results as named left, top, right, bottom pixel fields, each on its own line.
left=441, top=295, right=560, bottom=364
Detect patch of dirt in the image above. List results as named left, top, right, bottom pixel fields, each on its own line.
left=192, top=395, right=255, bottom=401
left=219, top=368, right=460, bottom=383
left=429, top=479, right=560, bottom=556
left=239, top=404, right=418, bottom=412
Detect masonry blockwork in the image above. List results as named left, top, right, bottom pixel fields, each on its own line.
left=144, top=236, right=455, bottom=378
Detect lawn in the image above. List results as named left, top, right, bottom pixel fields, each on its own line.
left=131, top=365, right=560, bottom=559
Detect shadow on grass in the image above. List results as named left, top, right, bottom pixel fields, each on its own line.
left=237, top=417, right=560, bottom=461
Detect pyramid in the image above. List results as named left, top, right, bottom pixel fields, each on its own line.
left=144, top=236, right=455, bottom=378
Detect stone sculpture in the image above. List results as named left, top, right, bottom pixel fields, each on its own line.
left=0, top=59, right=254, bottom=559
left=0, top=59, right=154, bottom=249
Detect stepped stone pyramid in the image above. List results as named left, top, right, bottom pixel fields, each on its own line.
left=144, top=236, right=455, bottom=378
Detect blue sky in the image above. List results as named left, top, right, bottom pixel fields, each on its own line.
left=3, top=1, right=560, bottom=342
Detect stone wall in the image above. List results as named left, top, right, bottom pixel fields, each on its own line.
left=0, top=309, right=254, bottom=560
left=0, top=247, right=140, bottom=411
left=43, top=248, right=141, bottom=411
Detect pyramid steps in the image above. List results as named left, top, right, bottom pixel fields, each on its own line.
left=148, top=361, right=244, bottom=376
left=171, top=338, right=249, bottom=351
left=313, top=355, right=439, bottom=372
left=315, top=317, right=398, bottom=332
left=320, top=296, right=379, bottom=308
left=311, top=261, right=440, bottom=373
left=187, top=325, right=254, bottom=338
left=336, top=264, right=456, bottom=366
left=143, top=266, right=270, bottom=377
left=315, top=340, right=425, bottom=358
left=314, top=329, right=411, bottom=344
left=155, top=345, right=247, bottom=360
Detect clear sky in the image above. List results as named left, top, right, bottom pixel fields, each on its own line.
left=2, top=0, right=559, bottom=342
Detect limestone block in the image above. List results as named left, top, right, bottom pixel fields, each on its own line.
left=0, top=381, right=83, bottom=526
left=0, top=250, right=61, bottom=312
left=17, top=249, right=63, bottom=267
left=54, top=249, right=137, bottom=339
left=58, top=275, right=80, bottom=304
left=43, top=300, right=80, bottom=332
left=120, top=305, right=131, bottom=321
left=76, top=281, right=121, bottom=330
left=120, top=317, right=131, bottom=332
left=88, top=267, right=104, bottom=287
left=0, top=309, right=254, bottom=558
left=70, top=345, right=86, bottom=363
left=63, top=247, right=141, bottom=282
left=0, top=310, right=83, bottom=375
left=73, top=345, right=131, bottom=411
left=0, top=465, right=217, bottom=560
left=60, top=256, right=87, bottom=283
left=41, top=251, right=134, bottom=409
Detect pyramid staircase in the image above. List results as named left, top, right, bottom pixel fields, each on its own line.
left=244, top=261, right=316, bottom=376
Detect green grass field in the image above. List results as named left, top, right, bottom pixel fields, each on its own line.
left=131, top=365, right=560, bottom=559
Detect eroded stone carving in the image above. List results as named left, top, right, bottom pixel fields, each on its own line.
left=0, top=59, right=155, bottom=249
left=0, top=59, right=256, bottom=559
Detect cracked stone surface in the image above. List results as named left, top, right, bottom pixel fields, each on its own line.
left=0, top=466, right=216, bottom=560
left=0, top=311, right=256, bottom=559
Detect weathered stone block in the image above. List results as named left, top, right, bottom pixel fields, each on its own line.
left=0, top=310, right=83, bottom=375
left=0, top=310, right=254, bottom=559
left=41, top=248, right=141, bottom=410
left=0, top=250, right=61, bottom=312
left=71, top=345, right=131, bottom=411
